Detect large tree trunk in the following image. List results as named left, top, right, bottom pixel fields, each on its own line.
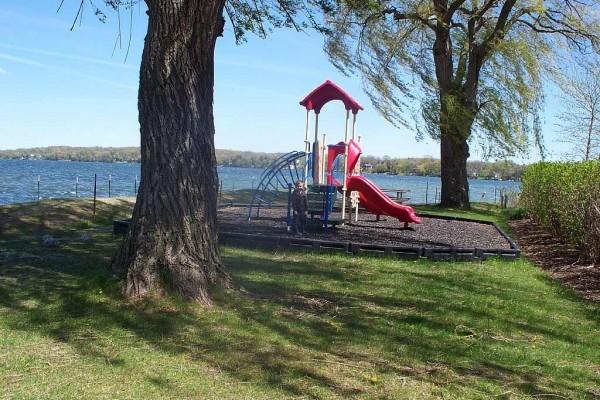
left=431, top=15, right=484, bottom=209
left=437, top=94, right=473, bottom=209
left=439, top=130, right=471, bottom=208
left=111, top=0, right=230, bottom=305
left=433, top=28, right=471, bottom=209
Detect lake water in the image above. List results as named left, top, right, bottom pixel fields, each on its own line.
left=0, top=159, right=520, bottom=206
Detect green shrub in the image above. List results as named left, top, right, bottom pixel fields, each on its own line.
left=521, top=161, right=600, bottom=263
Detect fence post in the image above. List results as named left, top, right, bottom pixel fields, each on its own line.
left=93, top=174, right=97, bottom=221
left=37, top=175, right=40, bottom=202
left=134, top=175, right=138, bottom=196
left=75, top=176, right=79, bottom=197
left=425, top=181, right=429, bottom=205
left=108, top=174, right=112, bottom=198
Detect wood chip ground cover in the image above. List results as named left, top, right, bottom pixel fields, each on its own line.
left=219, top=206, right=511, bottom=250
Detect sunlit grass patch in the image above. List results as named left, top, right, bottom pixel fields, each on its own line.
left=1, top=199, right=599, bottom=398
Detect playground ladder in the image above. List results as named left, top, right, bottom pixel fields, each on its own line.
left=248, top=151, right=310, bottom=220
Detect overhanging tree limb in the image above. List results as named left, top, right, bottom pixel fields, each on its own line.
left=325, top=0, right=600, bottom=208
left=384, top=8, right=437, bottom=30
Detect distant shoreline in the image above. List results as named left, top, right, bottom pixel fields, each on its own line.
left=0, top=146, right=528, bottom=180
left=0, top=158, right=519, bottom=181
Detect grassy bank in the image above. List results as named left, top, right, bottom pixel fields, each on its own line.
left=1, top=198, right=599, bottom=399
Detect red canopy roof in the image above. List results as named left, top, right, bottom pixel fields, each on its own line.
left=299, top=80, right=364, bottom=114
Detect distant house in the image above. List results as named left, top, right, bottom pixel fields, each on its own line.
left=362, top=163, right=373, bottom=172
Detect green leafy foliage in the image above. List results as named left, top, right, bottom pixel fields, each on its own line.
left=0, top=146, right=141, bottom=163
left=362, top=155, right=527, bottom=179
left=216, top=149, right=285, bottom=168
left=521, top=161, right=600, bottom=262
left=324, top=0, right=600, bottom=158
left=0, top=147, right=283, bottom=168
left=224, top=0, right=335, bottom=42
left=324, top=1, right=550, bottom=157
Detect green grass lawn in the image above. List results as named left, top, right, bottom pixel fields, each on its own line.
left=1, top=198, right=599, bottom=399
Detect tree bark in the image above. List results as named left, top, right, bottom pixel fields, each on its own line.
left=432, top=16, right=482, bottom=209
left=433, top=26, right=471, bottom=209
left=585, top=110, right=594, bottom=161
left=437, top=88, right=475, bottom=209
left=439, top=130, right=471, bottom=208
left=111, top=0, right=230, bottom=305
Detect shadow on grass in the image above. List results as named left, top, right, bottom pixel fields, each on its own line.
left=0, top=198, right=134, bottom=237
left=1, top=200, right=599, bottom=398
left=217, top=250, right=600, bottom=397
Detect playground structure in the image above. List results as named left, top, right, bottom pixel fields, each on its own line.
left=248, top=80, right=421, bottom=229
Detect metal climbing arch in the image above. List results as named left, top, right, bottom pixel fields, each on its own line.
left=247, top=151, right=310, bottom=220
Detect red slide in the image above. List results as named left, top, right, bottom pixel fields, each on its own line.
left=346, top=175, right=422, bottom=226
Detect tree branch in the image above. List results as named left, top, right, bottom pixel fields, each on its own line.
left=251, top=1, right=268, bottom=38
left=124, top=1, right=133, bottom=62
left=223, top=4, right=242, bottom=42
left=275, top=0, right=303, bottom=33
left=473, top=0, right=498, bottom=21
left=56, top=0, right=66, bottom=13
left=514, top=11, right=600, bottom=52
left=474, top=0, right=518, bottom=60
left=70, top=0, right=85, bottom=31
left=444, top=0, right=467, bottom=25
left=381, top=8, right=436, bottom=31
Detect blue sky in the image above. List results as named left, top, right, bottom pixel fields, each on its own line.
left=0, top=1, right=559, bottom=161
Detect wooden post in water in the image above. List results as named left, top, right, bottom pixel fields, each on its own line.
left=425, top=181, right=429, bottom=205
left=75, top=176, right=78, bottom=197
left=37, top=175, right=40, bottom=202
left=434, top=185, right=438, bottom=204
left=93, top=174, right=97, bottom=221
left=219, top=179, right=223, bottom=203
left=108, top=174, right=111, bottom=198
left=134, top=175, right=138, bottom=196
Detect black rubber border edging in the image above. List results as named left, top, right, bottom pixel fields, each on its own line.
left=114, top=205, right=520, bottom=262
